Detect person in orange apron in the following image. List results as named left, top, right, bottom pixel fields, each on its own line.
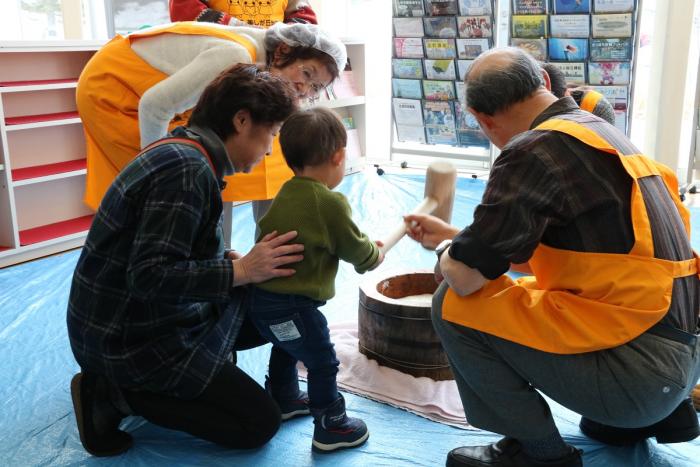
left=542, top=62, right=616, bottom=126
left=168, top=1, right=319, bottom=232
left=77, top=21, right=346, bottom=211
left=405, top=48, right=700, bottom=467
left=170, top=0, right=317, bottom=27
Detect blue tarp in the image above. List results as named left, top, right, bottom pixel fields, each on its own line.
left=1, top=171, right=698, bottom=466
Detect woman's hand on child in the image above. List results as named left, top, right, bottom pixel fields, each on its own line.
left=232, top=231, right=304, bottom=286
left=225, top=250, right=243, bottom=260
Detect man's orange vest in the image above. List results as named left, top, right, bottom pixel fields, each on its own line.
left=442, top=118, right=699, bottom=354
left=77, top=22, right=292, bottom=210
left=579, top=90, right=604, bottom=114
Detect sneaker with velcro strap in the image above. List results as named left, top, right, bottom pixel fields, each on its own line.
left=310, top=395, right=369, bottom=453
left=265, top=376, right=311, bottom=421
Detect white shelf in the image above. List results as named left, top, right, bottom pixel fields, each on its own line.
left=391, top=139, right=491, bottom=168
left=339, top=37, right=365, bottom=45
left=0, top=45, right=97, bottom=267
left=0, top=232, right=87, bottom=268
left=6, top=228, right=89, bottom=251
left=13, top=169, right=86, bottom=187
left=0, top=40, right=105, bottom=52
left=318, top=96, right=366, bottom=109
left=0, top=81, right=78, bottom=93
left=5, top=117, right=82, bottom=132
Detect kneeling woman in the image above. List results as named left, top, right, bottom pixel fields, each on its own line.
left=67, top=64, right=302, bottom=456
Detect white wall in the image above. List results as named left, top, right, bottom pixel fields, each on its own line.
left=315, top=0, right=393, bottom=160
left=638, top=0, right=700, bottom=179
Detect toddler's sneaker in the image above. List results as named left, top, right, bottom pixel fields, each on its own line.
left=265, top=377, right=311, bottom=421
left=310, top=395, right=369, bottom=453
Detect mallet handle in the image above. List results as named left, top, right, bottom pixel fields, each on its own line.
left=379, top=197, right=438, bottom=255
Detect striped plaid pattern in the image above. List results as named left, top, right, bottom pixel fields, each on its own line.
left=450, top=97, right=699, bottom=333
left=67, top=126, right=246, bottom=399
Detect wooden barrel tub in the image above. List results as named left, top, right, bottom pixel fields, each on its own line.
left=358, top=271, right=454, bottom=381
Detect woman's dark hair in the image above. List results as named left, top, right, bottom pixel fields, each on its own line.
left=267, top=46, right=340, bottom=81
left=189, top=63, right=298, bottom=141
left=465, top=48, right=544, bottom=116
left=280, top=107, right=346, bottom=171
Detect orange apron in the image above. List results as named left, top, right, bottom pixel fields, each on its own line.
left=220, top=136, right=292, bottom=201
left=207, top=0, right=288, bottom=27
left=579, top=90, right=604, bottom=114
left=442, top=118, right=699, bottom=354
left=78, top=22, right=292, bottom=210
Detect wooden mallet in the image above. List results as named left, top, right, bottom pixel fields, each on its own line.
left=379, top=161, right=457, bottom=255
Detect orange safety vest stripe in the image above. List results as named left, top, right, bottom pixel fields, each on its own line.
left=442, top=118, right=698, bottom=354
left=579, top=90, right=603, bottom=113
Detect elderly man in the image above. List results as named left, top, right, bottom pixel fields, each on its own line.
left=405, top=47, right=700, bottom=466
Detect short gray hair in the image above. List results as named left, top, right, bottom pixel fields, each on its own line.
left=465, top=47, right=544, bottom=116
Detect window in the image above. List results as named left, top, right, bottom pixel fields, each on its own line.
left=0, top=0, right=108, bottom=41
left=110, top=0, right=169, bottom=36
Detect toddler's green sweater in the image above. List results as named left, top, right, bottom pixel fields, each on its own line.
left=256, top=176, right=379, bottom=300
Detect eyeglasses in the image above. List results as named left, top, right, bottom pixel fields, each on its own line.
left=298, top=64, right=326, bottom=103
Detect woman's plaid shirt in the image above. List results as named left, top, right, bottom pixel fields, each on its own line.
left=67, top=126, right=246, bottom=399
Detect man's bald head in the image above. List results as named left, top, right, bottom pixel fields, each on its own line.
left=465, top=47, right=545, bottom=116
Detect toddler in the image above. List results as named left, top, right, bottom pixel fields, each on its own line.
left=250, top=107, right=383, bottom=452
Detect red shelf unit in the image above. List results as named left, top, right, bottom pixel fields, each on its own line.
left=0, top=44, right=103, bottom=267
left=19, top=215, right=94, bottom=246
left=11, top=159, right=86, bottom=182
left=5, top=111, right=79, bottom=126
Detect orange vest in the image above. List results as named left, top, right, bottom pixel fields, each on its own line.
left=579, top=90, right=604, bottom=114
left=77, top=22, right=292, bottom=210
left=207, top=0, right=288, bottom=27
left=442, top=118, right=699, bottom=354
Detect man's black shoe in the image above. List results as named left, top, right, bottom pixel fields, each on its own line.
left=70, top=372, right=133, bottom=456
left=580, top=398, right=700, bottom=446
left=446, top=437, right=582, bottom=467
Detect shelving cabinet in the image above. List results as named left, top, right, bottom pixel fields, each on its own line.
left=316, top=39, right=367, bottom=175
left=0, top=39, right=367, bottom=267
left=0, top=41, right=102, bottom=268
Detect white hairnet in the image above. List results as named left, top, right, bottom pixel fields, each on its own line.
left=264, top=22, right=347, bottom=74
